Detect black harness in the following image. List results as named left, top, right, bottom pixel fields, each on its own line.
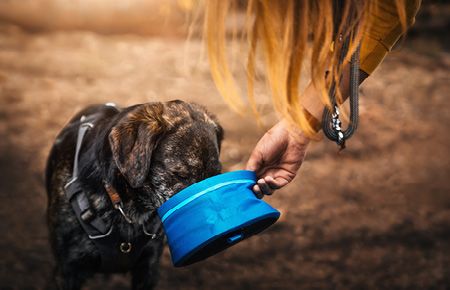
left=64, top=112, right=162, bottom=272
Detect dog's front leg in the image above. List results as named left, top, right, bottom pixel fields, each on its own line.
left=131, top=261, right=160, bottom=290
left=131, top=243, right=164, bottom=290
left=47, top=265, right=88, bottom=290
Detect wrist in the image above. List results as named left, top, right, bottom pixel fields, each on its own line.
left=278, top=119, right=311, bottom=146
left=302, top=83, right=326, bottom=121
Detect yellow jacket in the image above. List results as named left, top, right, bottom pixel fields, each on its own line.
left=360, top=0, right=422, bottom=74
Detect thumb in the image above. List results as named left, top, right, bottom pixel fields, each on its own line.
left=246, top=149, right=263, bottom=173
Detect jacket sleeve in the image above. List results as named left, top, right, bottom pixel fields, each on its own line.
left=359, top=0, right=421, bottom=75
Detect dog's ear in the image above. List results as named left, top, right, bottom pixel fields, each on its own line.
left=214, top=123, right=224, bottom=152
left=109, top=103, right=167, bottom=188
left=204, top=111, right=223, bottom=152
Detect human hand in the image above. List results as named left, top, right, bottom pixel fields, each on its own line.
left=246, top=120, right=310, bottom=198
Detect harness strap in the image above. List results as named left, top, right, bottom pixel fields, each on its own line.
left=64, top=118, right=110, bottom=236
left=73, top=123, right=92, bottom=178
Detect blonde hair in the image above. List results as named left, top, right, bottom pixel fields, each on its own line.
left=203, top=0, right=408, bottom=136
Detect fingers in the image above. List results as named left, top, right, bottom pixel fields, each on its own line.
left=257, top=179, right=273, bottom=196
left=265, top=176, right=289, bottom=189
left=253, top=176, right=290, bottom=198
left=252, top=184, right=264, bottom=199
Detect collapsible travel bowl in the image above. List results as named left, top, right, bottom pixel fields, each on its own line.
left=157, top=170, right=280, bottom=267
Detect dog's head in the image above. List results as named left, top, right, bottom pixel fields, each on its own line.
left=107, top=100, right=223, bottom=216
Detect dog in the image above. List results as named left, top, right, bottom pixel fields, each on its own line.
left=46, top=100, right=223, bottom=290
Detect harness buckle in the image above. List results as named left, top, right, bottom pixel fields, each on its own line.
left=80, top=208, right=96, bottom=223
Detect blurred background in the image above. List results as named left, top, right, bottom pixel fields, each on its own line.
left=0, top=0, right=448, bottom=289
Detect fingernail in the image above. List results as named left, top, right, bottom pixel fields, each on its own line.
left=253, top=186, right=263, bottom=199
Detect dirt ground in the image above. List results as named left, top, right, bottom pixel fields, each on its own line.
left=0, top=3, right=449, bottom=290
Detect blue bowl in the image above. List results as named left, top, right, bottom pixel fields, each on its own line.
left=157, top=170, right=280, bottom=267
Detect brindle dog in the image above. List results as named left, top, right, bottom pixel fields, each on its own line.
left=46, top=100, right=223, bottom=290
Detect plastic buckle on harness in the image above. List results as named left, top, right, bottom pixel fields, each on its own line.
left=80, top=208, right=96, bottom=223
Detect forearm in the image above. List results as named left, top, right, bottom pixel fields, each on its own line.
left=303, top=65, right=369, bottom=123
